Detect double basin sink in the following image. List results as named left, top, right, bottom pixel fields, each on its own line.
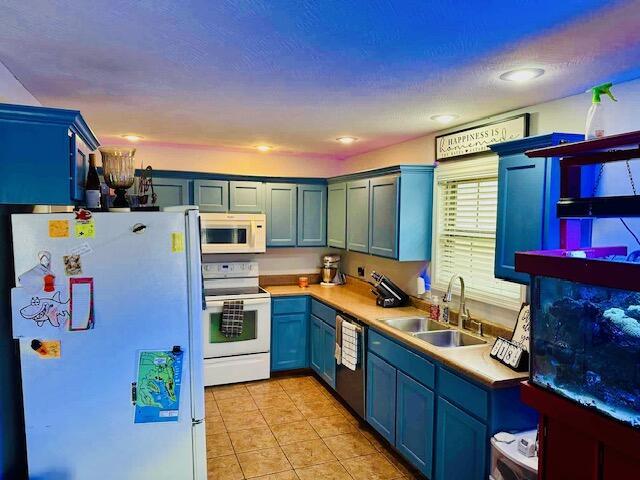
left=380, top=316, right=486, bottom=348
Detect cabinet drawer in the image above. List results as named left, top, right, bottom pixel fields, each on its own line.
left=272, top=296, right=308, bottom=315
left=368, top=330, right=435, bottom=389
left=311, top=299, right=336, bottom=328
left=439, top=368, right=488, bottom=421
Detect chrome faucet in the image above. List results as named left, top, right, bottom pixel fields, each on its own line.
left=443, top=274, right=470, bottom=329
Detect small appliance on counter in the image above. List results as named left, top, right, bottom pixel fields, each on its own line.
left=370, top=271, right=409, bottom=308
left=321, top=254, right=345, bottom=286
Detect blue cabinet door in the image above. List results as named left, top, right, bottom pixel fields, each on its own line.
left=310, top=315, right=323, bottom=375
left=327, top=182, right=347, bottom=249
left=271, top=313, right=308, bottom=371
left=151, top=177, right=192, bottom=208
left=435, top=397, right=487, bottom=480
left=495, top=154, right=547, bottom=284
left=366, top=352, right=396, bottom=443
left=347, top=179, right=370, bottom=253
left=229, top=181, right=264, bottom=213
left=321, top=322, right=336, bottom=388
left=194, top=180, right=228, bottom=212
left=297, top=184, right=327, bottom=246
left=369, top=175, right=399, bottom=258
left=265, top=183, right=297, bottom=246
left=396, top=372, right=435, bottom=477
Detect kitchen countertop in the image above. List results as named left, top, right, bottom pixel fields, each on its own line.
left=266, top=284, right=527, bottom=389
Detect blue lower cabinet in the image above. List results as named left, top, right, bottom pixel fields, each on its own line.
left=321, top=322, right=336, bottom=388
left=366, top=352, right=396, bottom=443
left=435, top=397, right=487, bottom=480
left=396, top=372, right=435, bottom=477
left=271, top=313, right=308, bottom=371
left=310, top=315, right=323, bottom=375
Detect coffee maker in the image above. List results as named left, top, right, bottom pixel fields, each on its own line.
left=371, top=271, right=410, bottom=307
left=321, top=254, right=345, bottom=286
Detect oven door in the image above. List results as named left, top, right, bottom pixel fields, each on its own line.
left=203, top=297, right=271, bottom=358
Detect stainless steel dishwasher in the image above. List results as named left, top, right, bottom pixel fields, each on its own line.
left=335, top=312, right=367, bottom=419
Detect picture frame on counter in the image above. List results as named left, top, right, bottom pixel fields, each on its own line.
left=435, top=113, right=530, bottom=161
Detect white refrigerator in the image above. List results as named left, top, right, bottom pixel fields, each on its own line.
left=10, top=209, right=206, bottom=480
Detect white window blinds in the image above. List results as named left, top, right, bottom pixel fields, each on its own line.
left=432, top=156, right=522, bottom=310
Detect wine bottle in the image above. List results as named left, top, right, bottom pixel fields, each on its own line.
left=85, top=153, right=101, bottom=209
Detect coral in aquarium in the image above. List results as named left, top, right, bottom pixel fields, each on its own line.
left=532, top=277, right=640, bottom=428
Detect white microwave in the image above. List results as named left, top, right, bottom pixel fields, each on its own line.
left=200, top=213, right=266, bottom=254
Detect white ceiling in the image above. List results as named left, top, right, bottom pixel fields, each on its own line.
left=1, top=0, right=640, bottom=158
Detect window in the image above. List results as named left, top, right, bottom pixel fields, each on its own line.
left=432, top=156, right=522, bottom=309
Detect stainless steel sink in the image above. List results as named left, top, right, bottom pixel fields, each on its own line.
left=381, top=317, right=450, bottom=333
left=413, top=330, right=487, bottom=348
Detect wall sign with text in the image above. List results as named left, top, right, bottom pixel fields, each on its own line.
left=435, top=114, right=530, bottom=161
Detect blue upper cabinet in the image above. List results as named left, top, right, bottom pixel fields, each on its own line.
left=347, top=179, right=370, bottom=253
left=265, top=183, right=297, bottom=246
left=337, top=166, right=434, bottom=260
left=327, top=182, right=347, bottom=249
left=151, top=177, right=192, bottom=208
left=194, top=179, right=229, bottom=212
left=490, top=133, right=583, bottom=284
left=229, top=181, right=264, bottom=213
left=297, top=184, right=326, bottom=246
left=0, top=103, right=99, bottom=205
left=369, top=175, right=399, bottom=258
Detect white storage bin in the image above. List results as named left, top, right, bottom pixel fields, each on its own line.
left=490, top=430, right=537, bottom=480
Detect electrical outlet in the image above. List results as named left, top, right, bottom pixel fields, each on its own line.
left=357, top=266, right=365, bottom=277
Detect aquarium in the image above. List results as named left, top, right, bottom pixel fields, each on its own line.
left=531, top=276, right=640, bottom=428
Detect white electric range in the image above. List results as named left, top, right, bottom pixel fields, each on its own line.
left=202, top=261, right=271, bottom=386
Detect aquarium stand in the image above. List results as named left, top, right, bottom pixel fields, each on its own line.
left=521, top=382, right=640, bottom=479
left=526, top=129, right=640, bottom=224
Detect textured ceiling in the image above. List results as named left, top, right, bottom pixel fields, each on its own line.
left=1, top=0, right=640, bottom=158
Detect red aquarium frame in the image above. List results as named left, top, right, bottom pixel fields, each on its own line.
left=514, top=246, right=640, bottom=291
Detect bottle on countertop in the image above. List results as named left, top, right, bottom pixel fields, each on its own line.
left=85, top=153, right=101, bottom=210
left=429, top=296, right=440, bottom=322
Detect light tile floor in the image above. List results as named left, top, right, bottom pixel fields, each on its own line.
left=206, top=374, right=422, bottom=480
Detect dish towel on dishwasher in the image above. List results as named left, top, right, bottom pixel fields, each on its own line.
left=335, top=315, right=343, bottom=365
left=341, top=321, right=358, bottom=371
left=221, top=300, right=244, bottom=338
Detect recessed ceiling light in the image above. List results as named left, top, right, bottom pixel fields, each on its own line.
left=121, top=134, right=143, bottom=142
left=499, top=68, right=545, bottom=83
left=336, top=136, right=358, bottom=145
left=256, top=145, right=273, bottom=152
left=430, top=114, right=459, bottom=124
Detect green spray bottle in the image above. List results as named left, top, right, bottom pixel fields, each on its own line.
left=585, top=82, right=617, bottom=140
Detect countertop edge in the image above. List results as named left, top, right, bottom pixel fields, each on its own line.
left=267, top=286, right=527, bottom=389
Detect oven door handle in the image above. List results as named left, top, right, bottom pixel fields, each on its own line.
left=205, top=298, right=270, bottom=308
